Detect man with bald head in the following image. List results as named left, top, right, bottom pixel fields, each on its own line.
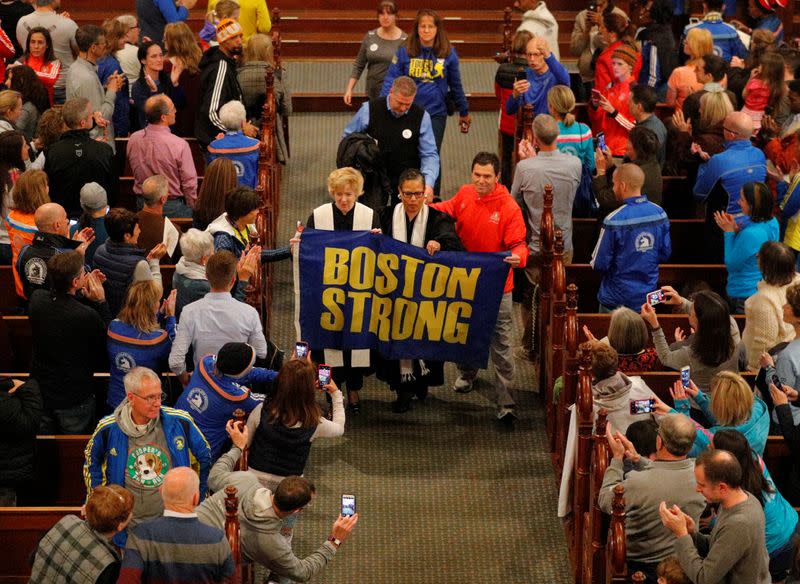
left=695, top=110, right=767, bottom=261
left=118, top=467, right=235, bottom=583
left=599, top=414, right=706, bottom=581
left=127, top=94, right=198, bottom=218
left=591, top=163, right=671, bottom=311
left=16, top=202, right=95, bottom=300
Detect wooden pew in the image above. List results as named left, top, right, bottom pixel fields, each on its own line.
left=0, top=506, right=81, bottom=584
left=21, top=436, right=89, bottom=507
left=566, top=265, right=728, bottom=313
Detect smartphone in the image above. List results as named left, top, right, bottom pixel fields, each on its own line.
left=646, top=290, right=664, bottom=306
left=318, top=364, right=332, bottom=387
left=514, top=67, right=526, bottom=83
left=630, top=398, right=656, bottom=415
left=295, top=341, right=309, bottom=359
left=681, top=366, right=691, bottom=389
left=342, top=493, right=356, bottom=517
left=596, top=131, right=606, bottom=152
left=588, top=2, right=597, bottom=12
left=772, top=374, right=783, bottom=391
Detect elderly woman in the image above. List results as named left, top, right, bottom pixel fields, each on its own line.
left=377, top=168, right=462, bottom=412
left=206, top=100, right=260, bottom=188
left=28, top=485, right=134, bottom=582
left=237, top=33, right=292, bottom=164
left=305, top=167, right=381, bottom=413
left=583, top=306, right=661, bottom=373
left=173, top=228, right=256, bottom=319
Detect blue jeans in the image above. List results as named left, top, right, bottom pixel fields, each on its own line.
left=429, top=114, right=447, bottom=196
left=40, top=394, right=96, bottom=434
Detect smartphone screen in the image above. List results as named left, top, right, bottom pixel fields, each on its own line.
left=341, top=494, right=356, bottom=517
left=318, top=365, right=332, bottom=387
left=630, top=399, right=656, bottom=415
left=681, top=366, right=691, bottom=389
left=295, top=341, right=309, bottom=359
left=646, top=290, right=664, bottom=306
left=596, top=132, right=606, bottom=152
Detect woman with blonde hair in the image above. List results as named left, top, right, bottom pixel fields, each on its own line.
left=548, top=85, right=594, bottom=171
left=193, top=157, right=237, bottom=231
left=237, top=33, right=292, bottom=163
left=5, top=169, right=49, bottom=297
left=0, top=90, right=23, bottom=133
left=106, top=281, right=176, bottom=408
left=302, top=167, right=381, bottom=412
left=97, top=18, right=132, bottom=136
left=666, top=28, right=712, bottom=109
left=666, top=371, right=769, bottom=456
left=163, top=22, right=202, bottom=137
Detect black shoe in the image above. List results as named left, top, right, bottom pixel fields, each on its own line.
left=392, top=390, right=413, bottom=413
left=497, top=407, right=517, bottom=428
left=415, top=387, right=428, bottom=402
left=348, top=401, right=361, bottom=415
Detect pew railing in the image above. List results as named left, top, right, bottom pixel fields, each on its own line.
left=557, top=283, right=579, bottom=474
left=512, top=103, right=535, bottom=168
left=572, top=347, right=594, bottom=579
left=224, top=485, right=254, bottom=584
left=605, top=484, right=627, bottom=583
left=537, top=184, right=554, bottom=395
left=232, top=408, right=250, bottom=471
left=583, top=408, right=611, bottom=584
left=548, top=228, right=567, bottom=457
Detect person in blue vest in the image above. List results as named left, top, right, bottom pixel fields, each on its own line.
left=206, top=100, right=259, bottom=189
left=174, top=342, right=274, bottom=460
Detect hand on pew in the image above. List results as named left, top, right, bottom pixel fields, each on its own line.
left=225, top=419, right=249, bottom=450
left=159, top=289, right=177, bottom=318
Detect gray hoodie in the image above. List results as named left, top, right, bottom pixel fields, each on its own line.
left=196, top=447, right=336, bottom=582
left=593, top=372, right=658, bottom=433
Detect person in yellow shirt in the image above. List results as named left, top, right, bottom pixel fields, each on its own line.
left=207, top=0, right=270, bottom=42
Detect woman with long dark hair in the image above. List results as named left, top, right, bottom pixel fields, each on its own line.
left=192, top=157, right=237, bottom=231
left=131, top=41, right=183, bottom=130
left=641, top=289, right=745, bottom=394
left=380, top=8, right=471, bottom=195
left=0, top=131, right=28, bottom=264
left=712, top=429, right=798, bottom=583
left=163, top=22, right=202, bottom=137
left=14, top=26, right=59, bottom=106
left=7, top=65, right=49, bottom=141
left=246, top=358, right=345, bottom=490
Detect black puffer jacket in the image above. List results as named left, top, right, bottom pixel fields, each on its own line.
left=93, top=240, right=148, bottom=316
left=0, top=379, right=42, bottom=487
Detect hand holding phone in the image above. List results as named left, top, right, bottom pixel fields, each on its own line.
left=596, top=131, right=606, bottom=153
left=295, top=341, right=309, bottom=360
left=341, top=494, right=356, bottom=517
left=646, top=290, right=664, bottom=306
left=681, top=366, right=691, bottom=389
left=318, top=364, right=332, bottom=388
left=630, top=398, right=656, bottom=415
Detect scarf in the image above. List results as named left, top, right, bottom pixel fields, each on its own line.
left=392, top=203, right=430, bottom=382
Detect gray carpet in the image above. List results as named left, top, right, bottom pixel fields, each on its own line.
left=260, top=111, right=571, bottom=583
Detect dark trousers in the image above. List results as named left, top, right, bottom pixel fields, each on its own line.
left=430, top=114, right=447, bottom=196
left=500, top=131, right=515, bottom=188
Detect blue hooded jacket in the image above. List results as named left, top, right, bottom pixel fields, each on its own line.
left=694, top=140, right=767, bottom=216
left=380, top=45, right=469, bottom=118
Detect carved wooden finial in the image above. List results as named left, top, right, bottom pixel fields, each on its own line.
left=554, top=229, right=564, bottom=254
left=612, top=484, right=625, bottom=512
left=631, top=572, right=646, bottom=583
left=224, top=485, right=238, bottom=514
left=580, top=346, right=593, bottom=368
left=566, top=283, right=578, bottom=310
left=543, top=183, right=553, bottom=205
left=596, top=408, right=609, bottom=434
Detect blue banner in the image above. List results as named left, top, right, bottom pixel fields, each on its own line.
left=296, top=229, right=509, bottom=369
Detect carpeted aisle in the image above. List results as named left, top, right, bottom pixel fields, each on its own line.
left=260, top=111, right=571, bottom=583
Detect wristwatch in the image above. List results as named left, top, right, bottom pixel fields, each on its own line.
left=327, top=536, right=342, bottom=548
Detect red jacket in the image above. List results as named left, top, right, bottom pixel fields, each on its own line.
left=590, top=40, right=641, bottom=135
left=595, top=77, right=636, bottom=157
left=0, top=28, right=14, bottom=83
left=431, top=183, right=529, bottom=293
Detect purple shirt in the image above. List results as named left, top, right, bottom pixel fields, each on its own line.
left=126, top=124, right=198, bottom=207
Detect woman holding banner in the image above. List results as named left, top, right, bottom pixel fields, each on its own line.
left=377, top=168, right=463, bottom=413
left=305, top=167, right=381, bottom=414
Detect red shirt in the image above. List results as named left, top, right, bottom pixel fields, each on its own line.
left=431, top=182, right=529, bottom=293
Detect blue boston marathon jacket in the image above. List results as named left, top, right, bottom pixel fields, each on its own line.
left=694, top=140, right=767, bottom=216
left=591, top=195, right=671, bottom=311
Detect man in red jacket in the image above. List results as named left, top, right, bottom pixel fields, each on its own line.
left=430, top=152, right=529, bottom=425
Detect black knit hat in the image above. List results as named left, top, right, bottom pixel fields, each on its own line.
left=216, top=343, right=256, bottom=378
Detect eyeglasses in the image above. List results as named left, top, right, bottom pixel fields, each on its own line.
left=132, top=392, right=166, bottom=405
left=723, top=127, right=735, bottom=134
left=401, top=191, right=426, bottom=199
left=526, top=52, right=544, bottom=58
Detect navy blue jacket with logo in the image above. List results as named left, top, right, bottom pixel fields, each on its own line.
left=590, top=195, right=672, bottom=310
left=174, top=355, right=274, bottom=460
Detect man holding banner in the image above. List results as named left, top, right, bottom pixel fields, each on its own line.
left=430, top=152, right=529, bottom=426
left=378, top=168, right=463, bottom=413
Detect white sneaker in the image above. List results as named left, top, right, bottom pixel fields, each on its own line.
left=453, top=375, right=474, bottom=394
left=497, top=407, right=517, bottom=426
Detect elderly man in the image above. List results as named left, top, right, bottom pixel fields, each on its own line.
left=127, top=94, right=198, bottom=217
left=599, top=414, right=707, bottom=581
left=591, top=163, right=671, bottom=311
left=197, top=18, right=257, bottom=149
left=118, top=467, right=235, bottom=583
left=84, top=367, right=211, bottom=539
left=512, top=113, right=581, bottom=360
left=136, top=175, right=181, bottom=261
left=197, top=423, right=358, bottom=582
left=660, top=449, right=771, bottom=584
left=207, top=100, right=260, bottom=188
left=505, top=36, right=569, bottom=118
left=16, top=202, right=94, bottom=300
left=66, top=24, right=125, bottom=148
left=343, top=75, right=439, bottom=203
left=431, top=152, right=528, bottom=425
left=694, top=110, right=766, bottom=261
left=44, top=97, right=116, bottom=216
left=29, top=251, right=109, bottom=434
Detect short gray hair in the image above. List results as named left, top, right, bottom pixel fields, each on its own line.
left=115, top=14, right=137, bottom=29
left=219, top=100, right=247, bottom=131
left=123, top=367, right=161, bottom=395
left=179, top=228, right=214, bottom=263
left=142, top=175, right=168, bottom=206
left=658, top=414, right=697, bottom=457
left=391, top=76, right=417, bottom=97
left=532, top=113, right=559, bottom=146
